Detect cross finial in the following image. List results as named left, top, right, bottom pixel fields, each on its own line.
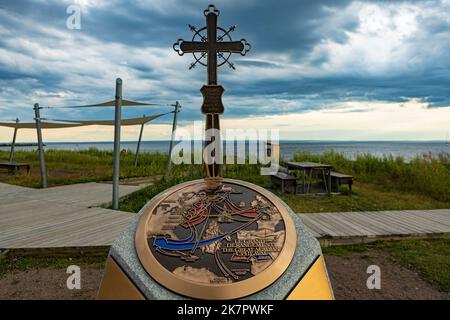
left=173, top=5, right=251, bottom=184
left=203, top=4, right=220, bottom=16
left=173, top=4, right=250, bottom=84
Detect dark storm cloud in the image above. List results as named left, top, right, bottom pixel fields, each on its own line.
left=0, top=0, right=449, bottom=123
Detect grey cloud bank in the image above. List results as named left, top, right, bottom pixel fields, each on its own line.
left=0, top=0, right=449, bottom=135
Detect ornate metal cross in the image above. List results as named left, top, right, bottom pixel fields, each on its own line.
left=173, top=4, right=250, bottom=184
left=174, top=4, right=250, bottom=85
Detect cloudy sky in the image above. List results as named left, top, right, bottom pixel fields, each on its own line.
left=0, top=0, right=449, bottom=142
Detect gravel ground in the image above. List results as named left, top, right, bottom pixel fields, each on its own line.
left=0, top=250, right=448, bottom=300
left=325, top=250, right=449, bottom=300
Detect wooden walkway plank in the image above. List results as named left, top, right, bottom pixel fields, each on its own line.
left=0, top=208, right=130, bottom=241
left=299, top=215, right=330, bottom=237
left=1, top=182, right=449, bottom=250
left=318, top=212, right=377, bottom=236
left=341, top=211, right=435, bottom=234
left=299, top=215, right=342, bottom=237
left=320, top=213, right=380, bottom=236
left=358, top=211, right=428, bottom=234
left=299, top=209, right=450, bottom=246
left=20, top=219, right=130, bottom=248
left=34, top=217, right=132, bottom=247
left=383, top=210, right=450, bottom=232
left=405, top=210, right=450, bottom=227
left=308, top=214, right=359, bottom=236
left=381, top=211, right=450, bottom=233
left=338, top=212, right=394, bottom=234
left=2, top=210, right=133, bottom=247
left=0, top=182, right=142, bottom=250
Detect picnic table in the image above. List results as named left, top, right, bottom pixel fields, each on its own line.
left=286, top=161, right=332, bottom=195
left=0, top=162, right=31, bottom=175
left=270, top=167, right=297, bottom=194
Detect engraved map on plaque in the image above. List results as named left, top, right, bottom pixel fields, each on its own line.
left=145, top=181, right=286, bottom=285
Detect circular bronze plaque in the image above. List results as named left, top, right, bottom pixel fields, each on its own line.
left=135, top=178, right=296, bottom=299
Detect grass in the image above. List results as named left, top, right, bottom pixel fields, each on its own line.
left=117, top=159, right=264, bottom=212
left=0, top=253, right=107, bottom=277
left=279, top=181, right=450, bottom=213
left=322, top=244, right=369, bottom=256
left=378, top=238, right=450, bottom=292
left=1, top=149, right=449, bottom=213
left=118, top=151, right=450, bottom=213
left=0, top=148, right=168, bottom=188
left=323, top=238, right=450, bottom=292
left=292, top=151, right=450, bottom=202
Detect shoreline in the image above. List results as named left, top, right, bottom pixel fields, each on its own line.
left=1, top=141, right=449, bottom=162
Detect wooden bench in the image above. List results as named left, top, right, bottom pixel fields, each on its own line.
left=270, top=167, right=297, bottom=193
left=0, top=162, right=31, bottom=175
left=330, top=171, right=353, bottom=192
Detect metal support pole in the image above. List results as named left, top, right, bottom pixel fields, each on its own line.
left=164, top=101, right=181, bottom=181
left=327, top=168, right=332, bottom=195
left=8, top=118, right=19, bottom=163
left=133, top=115, right=145, bottom=167
left=34, top=104, right=47, bottom=188
left=112, top=78, right=122, bottom=210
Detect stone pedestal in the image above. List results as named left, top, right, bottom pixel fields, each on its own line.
left=98, top=179, right=333, bottom=300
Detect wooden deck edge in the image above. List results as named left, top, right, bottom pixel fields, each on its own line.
left=0, top=246, right=111, bottom=257
left=317, top=232, right=450, bottom=247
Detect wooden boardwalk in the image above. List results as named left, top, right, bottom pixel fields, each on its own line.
left=0, top=182, right=139, bottom=250
left=299, top=210, right=450, bottom=246
left=1, top=181, right=449, bottom=251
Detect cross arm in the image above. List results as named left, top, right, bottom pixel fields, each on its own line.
left=216, top=41, right=244, bottom=53
left=180, top=41, right=208, bottom=53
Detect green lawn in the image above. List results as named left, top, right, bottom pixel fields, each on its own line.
left=117, top=150, right=450, bottom=213
left=0, top=253, right=107, bottom=277
left=0, top=149, right=168, bottom=188
left=279, top=181, right=450, bottom=213
left=1, top=149, right=449, bottom=213
left=323, top=238, right=450, bottom=292
left=117, top=178, right=450, bottom=214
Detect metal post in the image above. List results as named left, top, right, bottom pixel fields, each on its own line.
left=164, top=101, right=181, bottom=181
left=8, top=118, right=19, bottom=163
left=133, top=115, right=145, bottom=167
left=112, top=78, right=122, bottom=210
left=34, top=104, right=47, bottom=188
left=328, top=168, right=332, bottom=195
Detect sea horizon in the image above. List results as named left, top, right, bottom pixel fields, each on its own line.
left=2, top=140, right=449, bottom=161
left=2, top=139, right=449, bottom=143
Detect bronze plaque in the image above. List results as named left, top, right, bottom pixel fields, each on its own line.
left=135, top=179, right=296, bottom=299
left=200, top=85, right=224, bottom=114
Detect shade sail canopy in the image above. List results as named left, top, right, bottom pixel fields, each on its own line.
left=0, top=113, right=169, bottom=129
left=50, top=113, right=168, bottom=126
left=0, top=122, right=85, bottom=129
left=56, top=99, right=159, bottom=108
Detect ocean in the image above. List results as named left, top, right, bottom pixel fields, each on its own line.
left=2, top=140, right=449, bottom=160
